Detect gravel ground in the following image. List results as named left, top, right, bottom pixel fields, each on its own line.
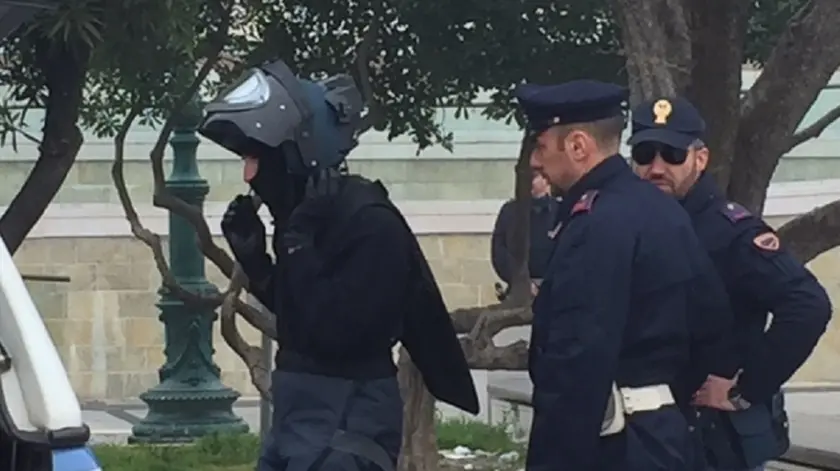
left=439, top=447, right=524, bottom=471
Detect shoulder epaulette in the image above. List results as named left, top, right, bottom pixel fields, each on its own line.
left=571, top=190, right=599, bottom=215
left=719, top=201, right=751, bottom=223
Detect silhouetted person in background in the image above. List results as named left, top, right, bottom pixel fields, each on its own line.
left=491, top=172, right=560, bottom=299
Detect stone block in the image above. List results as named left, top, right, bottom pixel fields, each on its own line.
left=64, top=346, right=94, bottom=373
left=94, top=263, right=153, bottom=291
left=122, top=372, right=159, bottom=398
left=439, top=283, right=480, bottom=309
left=116, top=292, right=159, bottom=319
left=106, top=373, right=125, bottom=399
left=63, top=319, right=94, bottom=346
left=428, top=258, right=463, bottom=284
left=417, top=235, right=444, bottom=260
left=145, top=347, right=165, bottom=370
left=43, top=318, right=69, bottom=346
left=120, top=346, right=149, bottom=371
left=65, top=263, right=97, bottom=291
left=12, top=241, right=49, bottom=265
left=460, top=259, right=498, bottom=286
left=75, top=161, right=113, bottom=185
left=45, top=239, right=78, bottom=264
left=25, top=281, right=67, bottom=319
left=74, top=238, right=151, bottom=265
left=56, top=185, right=112, bottom=203
left=66, top=291, right=94, bottom=320
left=441, top=235, right=491, bottom=260
left=123, top=317, right=164, bottom=347
left=70, top=373, right=94, bottom=399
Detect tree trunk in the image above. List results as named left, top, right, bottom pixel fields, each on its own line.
left=505, top=132, right=534, bottom=305
left=611, top=0, right=691, bottom=103
left=0, top=36, right=89, bottom=253
left=683, top=0, right=750, bottom=189
left=397, top=347, right=438, bottom=471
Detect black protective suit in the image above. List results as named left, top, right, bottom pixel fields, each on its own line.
left=198, top=59, right=478, bottom=471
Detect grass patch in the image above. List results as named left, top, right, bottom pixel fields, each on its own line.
left=93, top=417, right=520, bottom=470
left=436, top=416, right=520, bottom=453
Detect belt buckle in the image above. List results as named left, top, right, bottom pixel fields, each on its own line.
left=621, top=389, right=636, bottom=415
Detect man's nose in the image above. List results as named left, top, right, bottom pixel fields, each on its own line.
left=529, top=153, right=541, bottom=170
left=647, top=155, right=669, bottom=175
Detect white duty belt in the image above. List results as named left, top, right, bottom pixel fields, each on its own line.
left=601, top=383, right=675, bottom=437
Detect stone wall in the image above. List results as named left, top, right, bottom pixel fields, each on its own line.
left=13, top=223, right=840, bottom=402
left=4, top=153, right=840, bottom=207
left=15, top=233, right=499, bottom=400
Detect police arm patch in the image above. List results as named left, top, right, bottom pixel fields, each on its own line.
left=753, top=231, right=780, bottom=251
left=571, top=190, right=599, bottom=215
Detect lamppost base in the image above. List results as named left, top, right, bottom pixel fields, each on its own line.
left=129, top=380, right=249, bottom=444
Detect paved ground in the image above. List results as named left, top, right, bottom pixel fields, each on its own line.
left=84, top=386, right=840, bottom=454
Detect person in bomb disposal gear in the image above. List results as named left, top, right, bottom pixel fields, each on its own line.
left=198, top=59, right=479, bottom=471
left=515, top=80, right=738, bottom=471
left=629, top=96, right=832, bottom=471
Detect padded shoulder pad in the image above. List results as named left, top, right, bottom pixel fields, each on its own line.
left=719, top=201, right=751, bottom=223
left=571, top=190, right=599, bottom=215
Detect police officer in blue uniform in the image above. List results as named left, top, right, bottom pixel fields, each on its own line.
left=629, top=96, right=833, bottom=471
left=515, top=80, right=738, bottom=471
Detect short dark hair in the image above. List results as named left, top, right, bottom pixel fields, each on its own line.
left=555, top=115, right=625, bottom=151
left=579, top=115, right=625, bottom=148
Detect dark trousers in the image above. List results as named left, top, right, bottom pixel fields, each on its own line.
left=257, top=370, right=402, bottom=471
left=595, top=405, right=694, bottom=471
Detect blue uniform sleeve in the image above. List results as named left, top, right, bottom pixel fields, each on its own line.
left=686, top=241, right=739, bottom=380
left=728, top=225, right=832, bottom=402
left=526, top=213, right=634, bottom=471
left=281, top=206, right=412, bottom=357
left=491, top=200, right=514, bottom=283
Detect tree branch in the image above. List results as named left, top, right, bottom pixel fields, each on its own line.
left=354, top=16, right=383, bottom=135
left=0, top=123, right=40, bottom=145
left=110, top=0, right=277, bottom=341
left=785, top=103, right=840, bottom=153
left=450, top=302, right=532, bottom=371
left=148, top=6, right=237, bottom=280
left=220, top=264, right=272, bottom=401
left=110, top=103, right=219, bottom=307
left=777, top=199, right=840, bottom=264
left=730, top=0, right=840, bottom=213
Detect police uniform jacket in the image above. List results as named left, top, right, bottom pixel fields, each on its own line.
left=681, top=172, right=832, bottom=403
left=527, top=155, right=735, bottom=470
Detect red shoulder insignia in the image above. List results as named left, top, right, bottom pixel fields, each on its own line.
left=719, top=201, right=751, bottom=223
left=571, top=190, right=599, bottom=215
left=753, top=232, right=780, bottom=251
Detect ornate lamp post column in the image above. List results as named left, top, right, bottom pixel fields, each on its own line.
left=130, top=99, right=249, bottom=443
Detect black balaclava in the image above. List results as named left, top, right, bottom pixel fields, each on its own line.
left=244, top=140, right=307, bottom=225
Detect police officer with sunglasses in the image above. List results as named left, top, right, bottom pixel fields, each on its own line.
left=629, top=97, right=832, bottom=471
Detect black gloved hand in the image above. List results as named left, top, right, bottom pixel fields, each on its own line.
left=221, top=194, right=267, bottom=264
left=283, top=168, right=343, bottom=251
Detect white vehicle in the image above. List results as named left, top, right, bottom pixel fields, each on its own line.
left=1, top=3, right=101, bottom=470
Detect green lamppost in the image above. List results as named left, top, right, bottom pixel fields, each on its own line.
left=130, top=98, right=249, bottom=443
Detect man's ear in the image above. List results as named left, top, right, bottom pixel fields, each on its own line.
left=694, top=147, right=710, bottom=172
left=564, top=130, right=590, bottom=161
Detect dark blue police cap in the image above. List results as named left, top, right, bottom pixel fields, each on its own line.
left=514, top=80, right=629, bottom=135
left=628, top=96, right=706, bottom=149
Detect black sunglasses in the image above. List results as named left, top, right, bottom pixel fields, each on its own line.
left=631, top=142, right=689, bottom=166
